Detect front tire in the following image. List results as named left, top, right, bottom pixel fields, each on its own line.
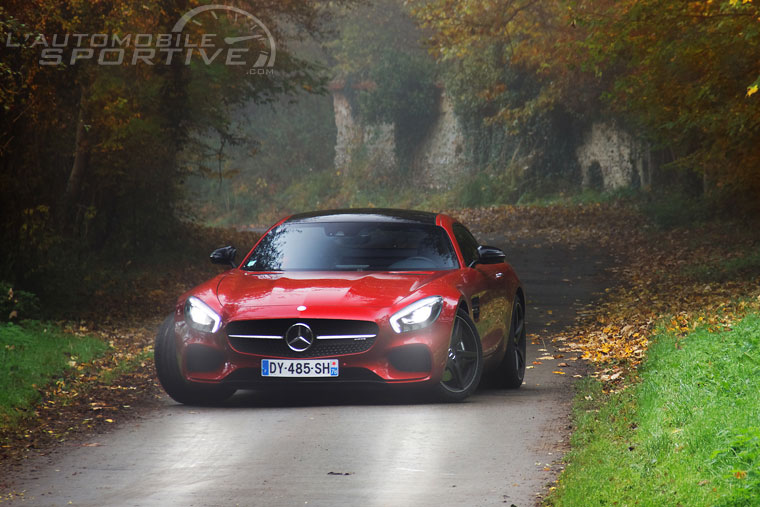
left=433, top=308, right=484, bottom=402
left=154, top=314, right=235, bottom=405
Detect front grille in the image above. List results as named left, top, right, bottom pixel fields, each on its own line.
left=227, top=319, right=379, bottom=358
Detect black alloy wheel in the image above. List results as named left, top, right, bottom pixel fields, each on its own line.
left=435, top=308, right=484, bottom=402
left=501, top=297, right=527, bottom=388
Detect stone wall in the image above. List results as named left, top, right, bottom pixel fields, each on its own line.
left=415, top=92, right=468, bottom=190
left=332, top=89, right=467, bottom=188
left=576, top=121, right=652, bottom=190
left=332, top=91, right=396, bottom=173
left=334, top=89, right=651, bottom=193
left=332, top=92, right=359, bottom=170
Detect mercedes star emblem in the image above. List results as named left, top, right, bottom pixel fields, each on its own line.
left=285, top=323, right=314, bottom=352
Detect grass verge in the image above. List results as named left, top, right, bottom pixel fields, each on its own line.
left=549, top=311, right=760, bottom=506
left=0, top=321, right=107, bottom=426
left=682, top=247, right=760, bottom=283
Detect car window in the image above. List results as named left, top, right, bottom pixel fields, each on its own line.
left=243, top=222, right=459, bottom=271
left=452, top=223, right=480, bottom=267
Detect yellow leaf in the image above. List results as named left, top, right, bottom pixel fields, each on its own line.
left=747, top=84, right=758, bottom=97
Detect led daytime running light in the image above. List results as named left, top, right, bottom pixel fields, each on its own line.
left=184, top=296, right=222, bottom=333
left=390, top=296, right=443, bottom=333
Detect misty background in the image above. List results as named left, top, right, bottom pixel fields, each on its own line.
left=2, top=0, right=759, bottom=308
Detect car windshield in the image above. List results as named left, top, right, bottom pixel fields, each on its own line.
left=242, top=222, right=459, bottom=271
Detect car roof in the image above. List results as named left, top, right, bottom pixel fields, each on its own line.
left=285, top=208, right=440, bottom=225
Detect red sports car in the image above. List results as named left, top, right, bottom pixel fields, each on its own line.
left=155, top=209, right=526, bottom=403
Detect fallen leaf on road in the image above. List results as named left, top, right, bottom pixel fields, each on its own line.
left=553, top=371, right=566, bottom=375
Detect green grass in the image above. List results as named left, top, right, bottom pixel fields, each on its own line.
left=550, top=312, right=760, bottom=506
left=683, top=247, right=760, bottom=283
left=0, top=321, right=107, bottom=425
left=639, top=191, right=711, bottom=229
left=515, top=187, right=641, bottom=207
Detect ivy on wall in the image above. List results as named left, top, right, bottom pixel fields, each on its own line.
left=356, top=49, right=438, bottom=168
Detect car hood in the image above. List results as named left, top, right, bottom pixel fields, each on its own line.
left=216, top=270, right=447, bottom=314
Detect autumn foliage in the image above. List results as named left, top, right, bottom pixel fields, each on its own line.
left=458, top=203, right=760, bottom=384
left=413, top=0, right=760, bottom=202
left=0, top=0, right=339, bottom=300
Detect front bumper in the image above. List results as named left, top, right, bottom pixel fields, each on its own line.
left=172, top=309, right=455, bottom=388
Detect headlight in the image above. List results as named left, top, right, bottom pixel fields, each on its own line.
left=390, top=296, right=443, bottom=333
left=184, top=296, right=222, bottom=333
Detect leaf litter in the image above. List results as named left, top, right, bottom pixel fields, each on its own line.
left=455, top=203, right=760, bottom=389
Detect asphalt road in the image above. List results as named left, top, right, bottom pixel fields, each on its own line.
left=3, top=235, right=610, bottom=507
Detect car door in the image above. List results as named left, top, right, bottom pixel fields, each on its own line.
left=452, top=223, right=508, bottom=358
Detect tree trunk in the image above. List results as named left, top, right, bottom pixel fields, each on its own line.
left=60, top=90, right=90, bottom=232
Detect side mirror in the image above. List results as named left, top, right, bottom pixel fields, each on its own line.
left=210, top=245, right=237, bottom=267
left=475, top=245, right=506, bottom=265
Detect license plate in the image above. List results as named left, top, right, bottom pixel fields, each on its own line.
left=261, top=359, right=339, bottom=378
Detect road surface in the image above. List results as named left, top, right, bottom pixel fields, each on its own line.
left=2, top=234, right=610, bottom=506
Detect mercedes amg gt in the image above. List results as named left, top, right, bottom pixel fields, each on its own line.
left=155, top=209, right=526, bottom=403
